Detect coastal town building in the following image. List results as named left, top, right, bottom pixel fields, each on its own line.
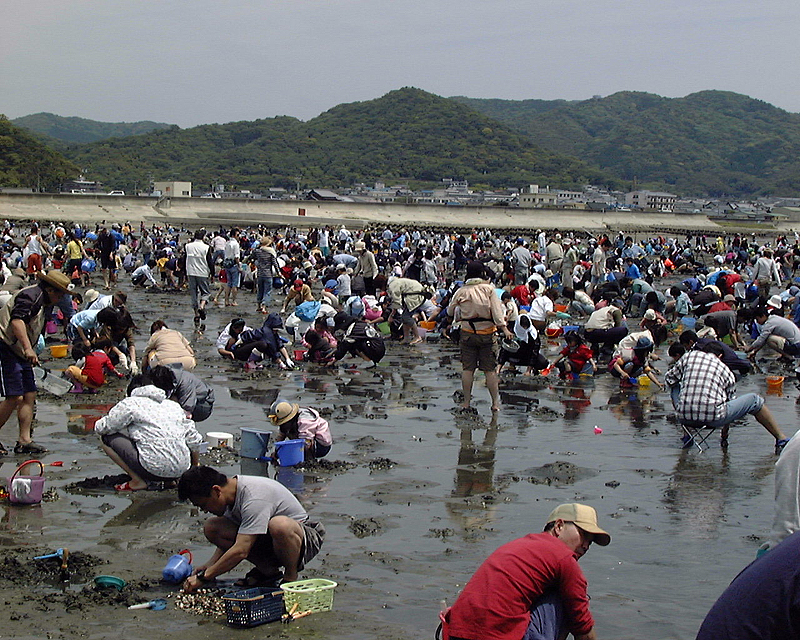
left=153, top=181, right=192, bottom=197
left=625, top=190, right=677, bottom=211
left=518, top=184, right=557, bottom=208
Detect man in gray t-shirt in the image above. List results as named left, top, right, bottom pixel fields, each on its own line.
left=178, top=466, right=325, bottom=592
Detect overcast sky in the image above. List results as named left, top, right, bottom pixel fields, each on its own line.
left=2, top=0, right=799, bottom=128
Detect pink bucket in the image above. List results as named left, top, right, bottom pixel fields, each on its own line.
left=45, top=321, right=58, bottom=334
left=8, top=460, right=46, bottom=505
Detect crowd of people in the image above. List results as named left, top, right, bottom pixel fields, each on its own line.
left=2, top=218, right=800, bottom=637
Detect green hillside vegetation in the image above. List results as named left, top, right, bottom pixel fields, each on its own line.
left=455, top=91, right=800, bottom=196
left=451, top=96, right=575, bottom=129
left=62, top=88, right=613, bottom=192
left=0, top=116, right=79, bottom=190
left=12, top=112, right=172, bottom=145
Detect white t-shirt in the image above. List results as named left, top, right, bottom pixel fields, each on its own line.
left=224, top=238, right=240, bottom=260
left=528, top=296, right=553, bottom=322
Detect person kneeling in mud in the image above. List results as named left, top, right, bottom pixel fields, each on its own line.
left=179, top=465, right=325, bottom=591
left=269, top=401, right=333, bottom=459
left=332, top=311, right=385, bottom=366
left=550, top=332, right=597, bottom=380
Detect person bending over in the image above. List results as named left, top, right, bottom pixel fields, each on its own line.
left=178, top=465, right=325, bottom=591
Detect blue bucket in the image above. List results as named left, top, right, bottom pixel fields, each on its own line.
left=681, top=316, right=697, bottom=330
left=240, top=428, right=271, bottom=459
left=274, top=439, right=305, bottom=466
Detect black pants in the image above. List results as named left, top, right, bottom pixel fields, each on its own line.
left=585, top=326, right=629, bottom=355
left=233, top=340, right=277, bottom=362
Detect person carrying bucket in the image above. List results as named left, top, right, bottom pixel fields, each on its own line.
left=268, top=401, right=332, bottom=459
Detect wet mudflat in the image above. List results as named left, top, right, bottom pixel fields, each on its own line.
left=1, top=287, right=797, bottom=639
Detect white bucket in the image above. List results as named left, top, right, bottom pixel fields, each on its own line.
left=206, top=431, right=234, bottom=448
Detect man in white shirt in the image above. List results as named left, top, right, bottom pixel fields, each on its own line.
left=185, top=230, right=214, bottom=327
left=223, top=230, right=242, bottom=307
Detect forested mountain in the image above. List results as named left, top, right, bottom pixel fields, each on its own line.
left=0, top=116, right=79, bottom=190
left=12, top=112, right=172, bottom=145
left=61, top=88, right=613, bottom=192
left=454, top=91, right=800, bottom=196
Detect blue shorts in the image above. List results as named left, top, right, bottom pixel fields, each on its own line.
left=225, top=266, right=241, bottom=288
left=683, top=393, right=765, bottom=428
left=0, top=342, right=36, bottom=397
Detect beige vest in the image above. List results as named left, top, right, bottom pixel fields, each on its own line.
left=0, top=285, right=47, bottom=358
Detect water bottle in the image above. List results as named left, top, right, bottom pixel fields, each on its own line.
left=162, top=549, right=193, bottom=583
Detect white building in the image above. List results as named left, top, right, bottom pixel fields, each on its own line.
left=153, top=181, right=192, bottom=197
left=625, top=190, right=677, bottom=211
left=519, top=184, right=557, bottom=208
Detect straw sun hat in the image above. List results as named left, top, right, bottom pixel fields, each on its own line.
left=269, top=402, right=299, bottom=426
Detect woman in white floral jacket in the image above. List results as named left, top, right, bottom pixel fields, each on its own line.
left=95, top=375, right=204, bottom=491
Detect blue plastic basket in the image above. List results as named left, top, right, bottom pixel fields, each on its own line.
left=223, top=587, right=284, bottom=627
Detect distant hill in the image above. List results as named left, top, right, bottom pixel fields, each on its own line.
left=12, top=112, right=173, bottom=145
left=61, top=88, right=613, bottom=192
left=453, top=91, right=800, bottom=196
left=0, top=116, right=79, bottom=190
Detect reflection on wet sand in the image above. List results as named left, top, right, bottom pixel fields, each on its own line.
left=66, top=403, right=115, bottom=435
left=447, top=415, right=498, bottom=534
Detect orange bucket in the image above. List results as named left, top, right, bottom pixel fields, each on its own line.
left=419, top=321, right=436, bottom=330
left=554, top=304, right=568, bottom=313
left=766, top=376, right=784, bottom=392
left=49, top=344, right=69, bottom=358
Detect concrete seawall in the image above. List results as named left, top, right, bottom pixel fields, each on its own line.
left=0, top=193, right=786, bottom=234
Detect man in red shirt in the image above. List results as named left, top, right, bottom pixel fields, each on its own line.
left=446, top=503, right=610, bottom=640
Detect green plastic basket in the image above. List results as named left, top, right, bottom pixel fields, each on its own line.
left=280, top=578, right=337, bottom=614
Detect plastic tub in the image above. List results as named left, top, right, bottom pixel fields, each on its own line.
left=293, top=349, right=306, bottom=361
left=49, top=344, right=69, bottom=358
left=554, top=304, right=568, bottom=313
left=377, top=322, right=391, bottom=335
left=680, top=317, right=697, bottom=330
left=33, top=367, right=72, bottom=395
left=419, top=321, right=436, bottom=330
left=274, top=439, right=305, bottom=466
left=638, top=375, right=651, bottom=387
left=94, top=575, right=127, bottom=591
left=766, top=376, right=784, bottom=392
left=207, top=431, right=234, bottom=448
left=240, top=428, right=271, bottom=459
